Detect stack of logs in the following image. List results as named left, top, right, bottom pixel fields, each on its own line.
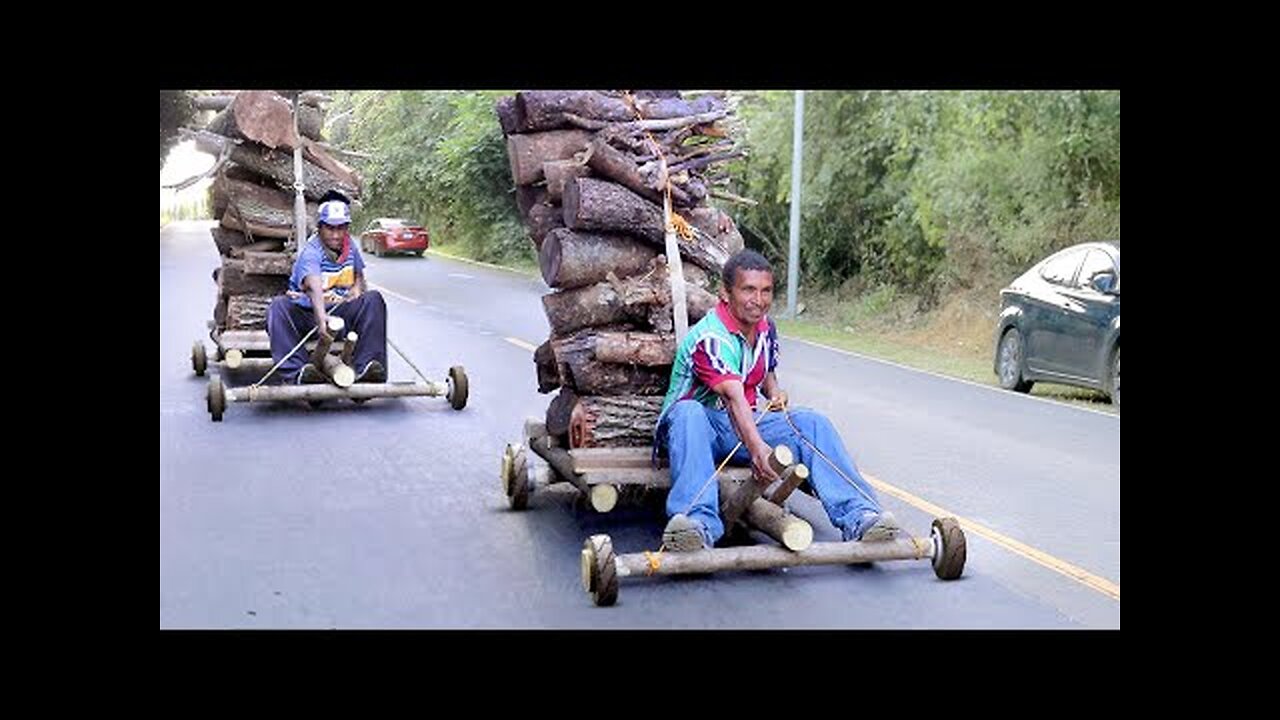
left=497, top=90, right=745, bottom=450
left=182, top=90, right=364, bottom=334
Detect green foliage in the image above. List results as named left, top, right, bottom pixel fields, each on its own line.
left=160, top=91, right=195, bottom=171
left=725, top=90, right=1120, bottom=303
left=331, top=91, right=529, bottom=265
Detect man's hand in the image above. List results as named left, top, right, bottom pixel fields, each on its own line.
left=767, top=391, right=789, bottom=411
left=749, top=440, right=780, bottom=488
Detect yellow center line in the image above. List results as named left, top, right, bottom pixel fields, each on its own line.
left=506, top=335, right=1119, bottom=601
left=504, top=337, right=538, bottom=352
left=368, top=283, right=419, bottom=305
left=862, top=471, right=1120, bottom=600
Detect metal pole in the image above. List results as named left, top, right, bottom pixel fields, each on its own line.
left=292, top=93, right=307, bottom=245
left=786, top=90, right=804, bottom=319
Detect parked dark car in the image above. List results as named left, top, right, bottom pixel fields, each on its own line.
left=993, top=241, right=1120, bottom=408
left=360, top=218, right=429, bottom=257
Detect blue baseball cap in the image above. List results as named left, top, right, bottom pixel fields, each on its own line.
left=317, top=200, right=351, bottom=226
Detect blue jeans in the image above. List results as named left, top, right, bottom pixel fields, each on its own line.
left=266, top=291, right=388, bottom=381
left=658, top=399, right=883, bottom=544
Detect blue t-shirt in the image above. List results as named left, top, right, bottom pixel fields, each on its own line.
left=288, top=233, right=365, bottom=309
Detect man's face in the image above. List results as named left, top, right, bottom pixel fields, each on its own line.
left=318, top=223, right=348, bottom=253
left=723, top=268, right=773, bottom=330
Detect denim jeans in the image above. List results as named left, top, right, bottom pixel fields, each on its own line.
left=658, top=399, right=882, bottom=544
left=266, top=291, right=388, bottom=381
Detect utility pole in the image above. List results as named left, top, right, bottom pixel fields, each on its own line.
left=785, top=90, right=804, bottom=318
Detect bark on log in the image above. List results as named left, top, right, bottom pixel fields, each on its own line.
left=214, top=175, right=318, bottom=236
left=569, top=394, right=664, bottom=449
left=207, top=91, right=299, bottom=150
left=635, top=94, right=725, bottom=120
left=515, top=184, right=548, bottom=221
left=562, top=177, right=730, bottom=272
left=228, top=238, right=285, bottom=257
left=542, top=159, right=591, bottom=202
left=506, top=129, right=592, bottom=185
left=743, top=498, right=814, bottom=551
left=217, top=258, right=289, bottom=297
left=525, top=202, right=565, bottom=250
left=183, top=129, right=359, bottom=203
left=297, top=103, right=324, bottom=141
left=559, top=359, right=669, bottom=397
left=515, top=91, right=634, bottom=133
left=194, top=94, right=234, bottom=111
left=538, top=228, right=657, bottom=290
left=534, top=339, right=561, bottom=394
left=718, top=446, right=792, bottom=528
left=546, top=387, right=579, bottom=438
left=226, top=294, right=274, bottom=330
left=494, top=95, right=521, bottom=135
left=541, top=257, right=714, bottom=336
left=551, top=329, right=674, bottom=368
left=301, top=139, right=360, bottom=194
left=242, top=251, right=294, bottom=276
left=211, top=226, right=254, bottom=256
left=586, top=135, right=692, bottom=207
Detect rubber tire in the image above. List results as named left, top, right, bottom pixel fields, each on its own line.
left=997, top=328, right=1034, bottom=393
left=447, top=366, right=469, bottom=410
left=584, top=534, right=618, bottom=606
left=931, top=517, right=966, bottom=580
left=207, top=376, right=225, bottom=422
left=192, top=341, right=207, bottom=377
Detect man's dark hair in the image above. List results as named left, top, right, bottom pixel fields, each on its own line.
left=721, top=249, right=773, bottom=288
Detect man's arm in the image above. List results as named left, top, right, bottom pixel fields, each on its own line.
left=762, top=371, right=787, bottom=410
left=304, top=274, right=330, bottom=336
left=712, top=378, right=781, bottom=486
left=348, top=269, right=366, bottom=300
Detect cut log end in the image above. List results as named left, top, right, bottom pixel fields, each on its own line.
left=781, top=519, right=814, bottom=552
left=590, top=484, right=619, bottom=513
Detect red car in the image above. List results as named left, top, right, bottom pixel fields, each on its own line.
left=359, top=218, right=430, bottom=257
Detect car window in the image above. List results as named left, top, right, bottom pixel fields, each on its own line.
left=1040, top=248, right=1086, bottom=287
left=384, top=219, right=406, bottom=228
left=1077, top=249, right=1117, bottom=290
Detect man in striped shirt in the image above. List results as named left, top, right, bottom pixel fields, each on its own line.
left=267, top=199, right=388, bottom=384
left=655, top=250, right=898, bottom=551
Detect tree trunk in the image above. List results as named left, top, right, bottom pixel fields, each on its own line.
left=217, top=258, right=289, bottom=297
left=534, top=339, right=561, bottom=394
left=562, top=177, right=730, bottom=272
left=228, top=238, right=285, bottom=257
left=184, top=129, right=359, bottom=203
left=494, top=95, right=521, bottom=135
left=242, top=251, right=294, bottom=276
left=558, top=358, right=669, bottom=396
left=194, top=94, right=234, bottom=111
left=538, top=228, right=657, bottom=290
left=635, top=94, right=725, bottom=120
left=569, top=395, right=665, bottom=448
left=541, top=257, right=714, bottom=336
left=515, top=91, right=634, bottom=132
left=226, top=294, right=274, bottom=330
left=210, top=226, right=254, bottom=256
left=545, top=386, right=578, bottom=438
left=552, top=329, right=675, bottom=368
left=586, top=135, right=692, bottom=207
left=214, top=175, right=317, bottom=237
left=207, top=90, right=300, bottom=150
left=542, top=159, right=591, bottom=202
left=301, top=139, right=360, bottom=195
left=515, top=184, right=548, bottom=221
left=506, top=129, right=592, bottom=185
left=525, top=202, right=565, bottom=250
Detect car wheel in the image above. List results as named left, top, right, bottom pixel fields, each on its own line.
left=1111, top=347, right=1120, bottom=409
left=997, top=328, right=1034, bottom=393
left=374, top=244, right=384, bottom=258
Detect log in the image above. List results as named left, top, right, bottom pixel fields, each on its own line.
left=214, top=175, right=318, bottom=236
left=552, top=329, right=674, bottom=368
left=534, top=339, right=561, bottom=393
left=524, top=202, right=564, bottom=250
left=635, top=94, right=725, bottom=120
left=297, top=103, right=324, bottom=141
left=228, top=238, right=285, bottom=258
left=587, top=134, right=692, bottom=207
left=560, top=360, right=668, bottom=397
left=767, top=462, right=811, bottom=506
left=515, top=184, right=548, bottom=220
left=220, top=213, right=298, bottom=240
left=545, top=387, right=579, bottom=438
left=569, top=394, right=664, bottom=449
left=301, top=138, right=361, bottom=194
left=542, top=159, right=591, bottom=202
left=494, top=95, right=521, bottom=135
left=538, top=228, right=657, bottom=290
left=718, top=446, right=792, bottom=528
left=321, top=354, right=356, bottom=387
left=506, top=129, right=592, bottom=185
left=541, top=257, right=715, bottom=336
left=300, top=91, right=332, bottom=107
left=210, top=226, right=253, bottom=256
left=528, top=435, right=590, bottom=496
left=612, top=538, right=932, bottom=577
left=217, top=258, right=289, bottom=297
left=194, top=94, right=234, bottom=111
left=242, top=251, right=294, bottom=276
left=744, top=498, right=814, bottom=551
left=226, top=294, right=273, bottom=330
left=207, top=90, right=299, bottom=150
left=340, top=331, right=359, bottom=367
left=183, top=129, right=360, bottom=203
left=515, top=91, right=633, bottom=133
left=562, top=177, right=730, bottom=272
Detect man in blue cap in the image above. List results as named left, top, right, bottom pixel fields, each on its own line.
left=266, top=198, right=388, bottom=384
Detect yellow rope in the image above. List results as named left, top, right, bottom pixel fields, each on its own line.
left=644, top=547, right=665, bottom=575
